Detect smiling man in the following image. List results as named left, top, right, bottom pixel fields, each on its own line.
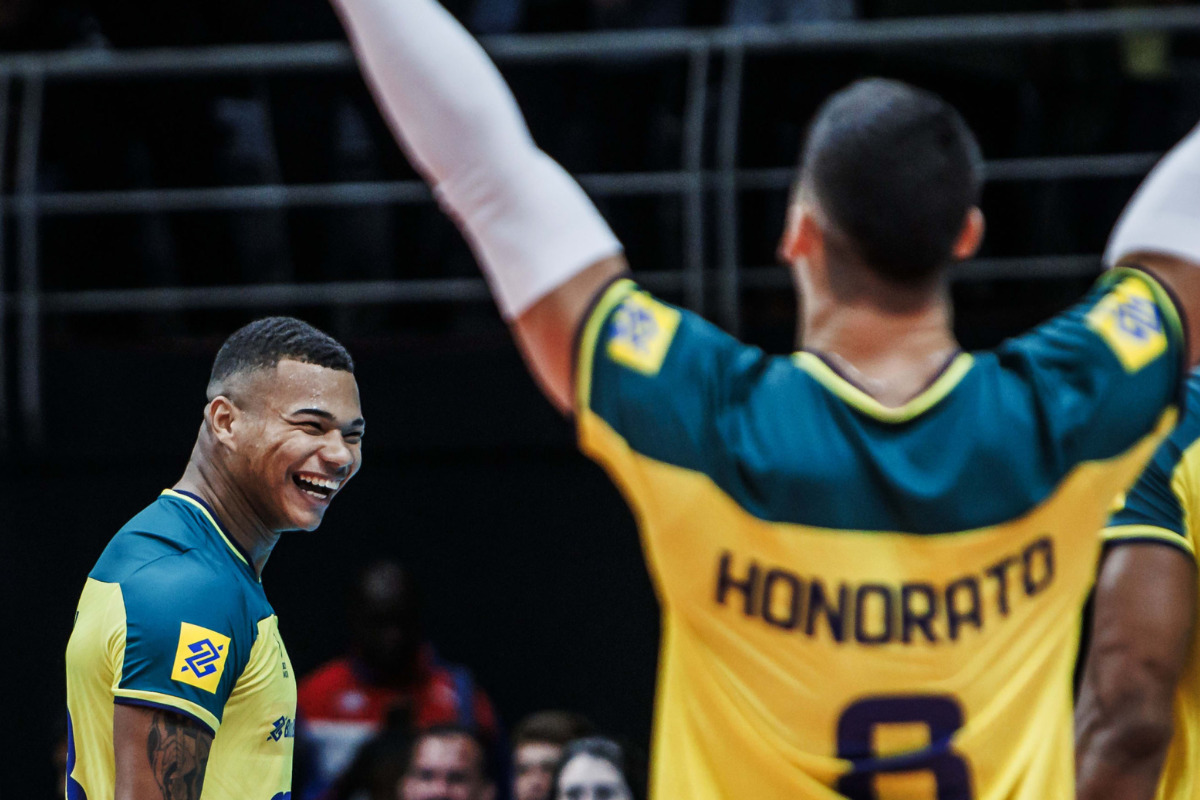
left=64, top=316, right=365, bottom=800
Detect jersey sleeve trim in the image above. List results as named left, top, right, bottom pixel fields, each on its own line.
left=113, top=689, right=220, bottom=735
left=1102, top=524, right=1196, bottom=557
left=791, top=351, right=975, bottom=423
left=574, top=277, right=638, bottom=418
left=1104, top=265, right=1189, bottom=405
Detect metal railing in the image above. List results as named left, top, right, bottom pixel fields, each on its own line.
left=2, top=6, right=1200, bottom=447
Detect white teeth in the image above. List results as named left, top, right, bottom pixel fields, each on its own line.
left=296, top=475, right=342, bottom=494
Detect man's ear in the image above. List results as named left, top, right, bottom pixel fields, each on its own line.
left=205, top=396, right=239, bottom=450
left=778, top=202, right=823, bottom=265
left=952, top=207, right=985, bottom=261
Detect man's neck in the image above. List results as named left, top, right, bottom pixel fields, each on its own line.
left=800, top=292, right=960, bottom=408
left=175, top=456, right=280, bottom=578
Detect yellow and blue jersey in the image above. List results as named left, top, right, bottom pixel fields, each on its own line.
left=575, top=268, right=1185, bottom=800
left=1104, top=372, right=1200, bottom=800
left=65, top=490, right=296, bottom=800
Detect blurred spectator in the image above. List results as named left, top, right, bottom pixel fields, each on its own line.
left=327, top=727, right=414, bottom=800
left=511, top=711, right=595, bottom=800
left=726, top=0, right=855, bottom=25
left=401, top=726, right=497, bottom=800
left=552, top=738, right=646, bottom=800
left=298, top=560, right=500, bottom=800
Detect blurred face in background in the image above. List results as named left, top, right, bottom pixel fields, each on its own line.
left=557, top=754, right=631, bottom=800
left=514, top=741, right=563, bottom=800
left=400, top=732, right=495, bottom=800
left=352, top=561, right=421, bottom=683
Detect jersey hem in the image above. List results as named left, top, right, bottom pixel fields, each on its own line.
left=113, top=694, right=219, bottom=736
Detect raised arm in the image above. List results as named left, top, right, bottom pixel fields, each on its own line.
left=1107, top=122, right=1200, bottom=367
left=115, top=703, right=213, bottom=800
left=332, top=0, right=627, bottom=412
left=1075, top=543, right=1195, bottom=800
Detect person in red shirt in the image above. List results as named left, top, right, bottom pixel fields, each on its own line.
left=298, top=560, right=499, bottom=799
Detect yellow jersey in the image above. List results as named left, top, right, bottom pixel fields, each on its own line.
left=65, top=490, right=296, bottom=800
left=575, top=269, right=1184, bottom=799
left=1103, top=371, right=1200, bottom=800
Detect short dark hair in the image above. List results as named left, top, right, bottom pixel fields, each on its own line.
left=798, top=78, right=983, bottom=283
left=207, top=316, right=353, bottom=398
left=512, top=711, right=596, bottom=749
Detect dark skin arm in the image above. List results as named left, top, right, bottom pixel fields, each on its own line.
left=1076, top=543, right=1196, bottom=800
left=114, top=703, right=213, bottom=800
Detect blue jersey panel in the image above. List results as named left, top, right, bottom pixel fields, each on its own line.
left=585, top=270, right=1183, bottom=534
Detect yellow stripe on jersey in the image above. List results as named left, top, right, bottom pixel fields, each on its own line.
left=112, top=688, right=223, bottom=733
left=1102, top=524, right=1196, bottom=556
left=1085, top=275, right=1171, bottom=373
left=576, top=278, right=638, bottom=415
left=792, top=352, right=976, bottom=424
left=161, top=489, right=254, bottom=574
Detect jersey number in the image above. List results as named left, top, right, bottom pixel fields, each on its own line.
left=835, top=695, right=973, bottom=799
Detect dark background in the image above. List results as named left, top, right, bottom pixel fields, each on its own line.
left=4, top=0, right=1200, bottom=797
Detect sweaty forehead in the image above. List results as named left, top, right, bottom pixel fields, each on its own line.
left=243, top=359, right=361, bottom=416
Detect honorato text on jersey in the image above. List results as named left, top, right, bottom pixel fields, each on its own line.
left=715, top=536, right=1055, bottom=645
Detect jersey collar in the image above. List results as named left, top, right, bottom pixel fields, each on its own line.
left=161, top=489, right=259, bottom=580
left=792, top=350, right=974, bottom=424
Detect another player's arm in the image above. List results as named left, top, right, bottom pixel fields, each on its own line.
left=1075, top=543, right=1195, bottom=800
left=332, top=0, right=627, bottom=413
left=114, top=703, right=213, bottom=800
left=1106, top=122, right=1200, bottom=366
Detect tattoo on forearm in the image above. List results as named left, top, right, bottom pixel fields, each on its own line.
left=146, top=710, right=210, bottom=800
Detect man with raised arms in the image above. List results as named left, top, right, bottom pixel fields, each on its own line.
left=65, top=317, right=365, bottom=800
left=331, top=0, right=1200, bottom=795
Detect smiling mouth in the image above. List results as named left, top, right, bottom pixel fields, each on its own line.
left=293, top=474, right=342, bottom=501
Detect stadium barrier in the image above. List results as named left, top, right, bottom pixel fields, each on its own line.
left=1, top=6, right=1199, bottom=445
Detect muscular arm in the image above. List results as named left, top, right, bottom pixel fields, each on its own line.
left=114, top=704, right=213, bottom=800
left=1076, top=543, right=1196, bottom=800
left=512, top=256, right=628, bottom=411
left=334, top=0, right=626, bottom=413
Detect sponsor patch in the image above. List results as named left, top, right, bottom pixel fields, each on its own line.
left=1085, top=276, right=1168, bottom=373
left=606, top=291, right=681, bottom=376
left=171, top=622, right=231, bottom=693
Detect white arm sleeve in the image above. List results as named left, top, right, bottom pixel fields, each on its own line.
left=1106, top=121, right=1200, bottom=268
left=332, top=0, right=623, bottom=318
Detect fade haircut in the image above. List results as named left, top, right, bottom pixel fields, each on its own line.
left=207, top=316, right=354, bottom=399
left=797, top=78, right=983, bottom=283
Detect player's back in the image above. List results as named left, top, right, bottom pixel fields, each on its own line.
left=575, top=271, right=1184, bottom=799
